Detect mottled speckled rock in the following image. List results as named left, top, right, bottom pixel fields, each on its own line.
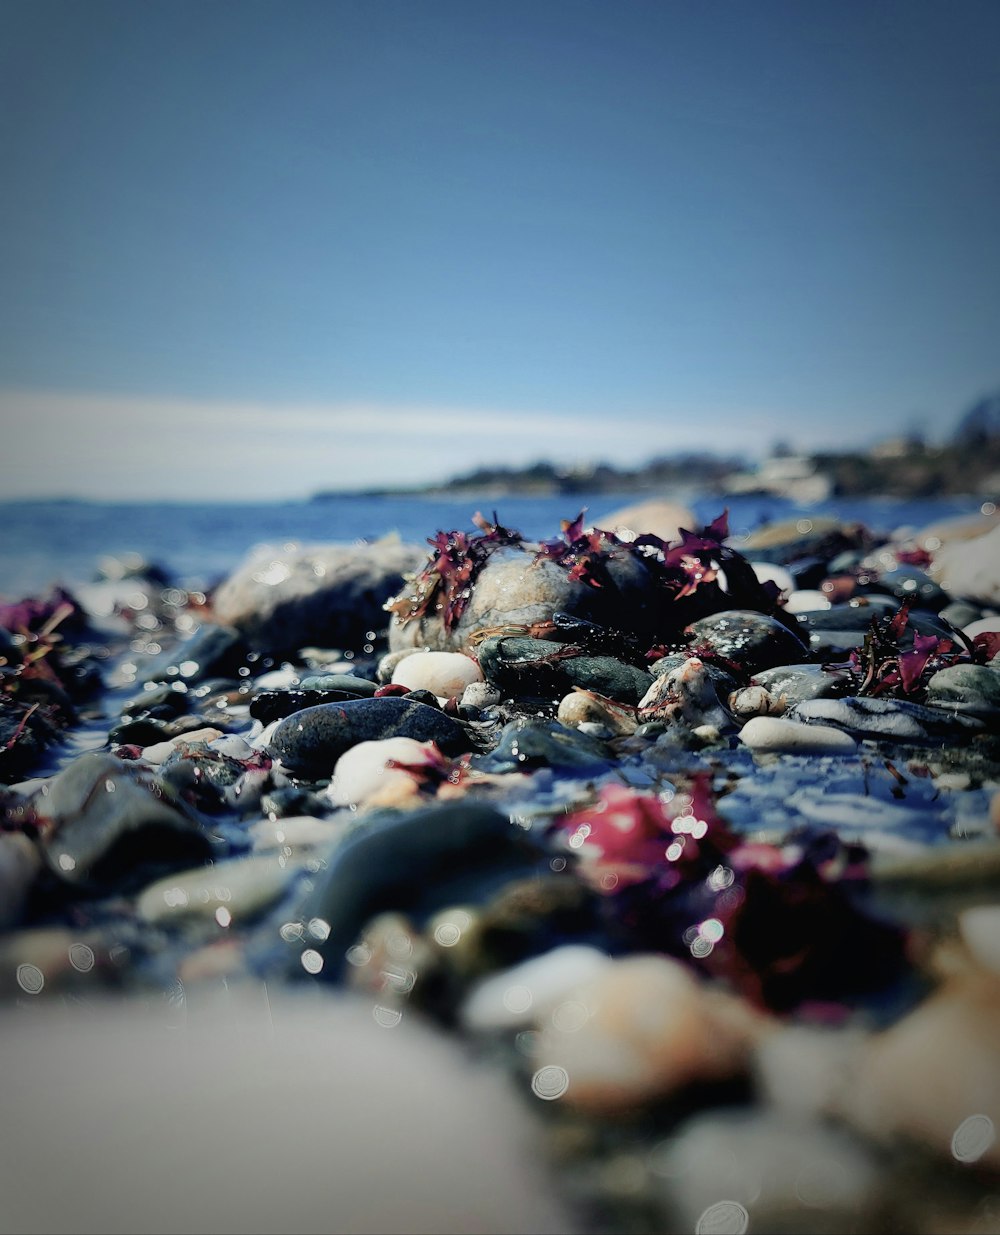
left=751, top=662, right=851, bottom=706
left=387, top=542, right=660, bottom=655
left=213, top=537, right=425, bottom=655
left=268, top=696, right=469, bottom=777
left=684, top=610, right=809, bottom=677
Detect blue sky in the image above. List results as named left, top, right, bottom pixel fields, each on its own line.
left=1, top=0, right=998, bottom=499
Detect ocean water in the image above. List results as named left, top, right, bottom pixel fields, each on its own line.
left=0, top=490, right=988, bottom=600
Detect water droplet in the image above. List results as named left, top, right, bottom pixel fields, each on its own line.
left=68, top=943, right=95, bottom=973
left=531, top=1065, right=570, bottom=1101
left=695, top=1200, right=749, bottom=1234
left=300, top=948, right=324, bottom=975
left=16, top=963, right=44, bottom=995
left=952, top=1114, right=996, bottom=1163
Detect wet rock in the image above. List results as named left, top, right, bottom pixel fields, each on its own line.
left=928, top=521, right=1000, bottom=605
left=156, top=740, right=272, bottom=815
left=280, top=801, right=549, bottom=982
left=139, top=727, right=224, bottom=765
left=751, top=662, right=851, bottom=706
left=958, top=905, right=1000, bottom=975
left=250, top=814, right=347, bottom=855
left=391, top=650, right=484, bottom=699
left=684, top=610, right=809, bottom=677
left=638, top=656, right=735, bottom=731
left=213, top=536, right=425, bottom=656
left=474, top=716, right=613, bottom=774
left=32, top=752, right=211, bottom=889
left=839, top=971, right=1000, bottom=1169
left=248, top=687, right=375, bottom=726
left=739, top=715, right=858, bottom=755
left=136, top=853, right=306, bottom=926
left=268, top=696, right=469, bottom=778
left=141, top=623, right=250, bottom=686
left=387, top=541, right=660, bottom=655
left=858, top=563, right=948, bottom=611
left=790, top=696, right=986, bottom=743
left=925, top=663, right=1000, bottom=714
left=296, top=672, right=379, bottom=695
left=557, top=690, right=638, bottom=736
left=478, top=636, right=652, bottom=704
left=737, top=517, right=870, bottom=566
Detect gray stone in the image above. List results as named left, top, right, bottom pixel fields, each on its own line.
left=212, top=537, right=425, bottom=655
left=33, top=753, right=210, bottom=888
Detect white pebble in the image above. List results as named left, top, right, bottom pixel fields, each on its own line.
left=959, top=905, right=1000, bottom=975
left=738, top=716, right=858, bottom=754
left=326, top=737, right=439, bottom=807
left=530, top=955, right=765, bottom=1114
left=784, top=588, right=832, bottom=614
left=139, top=727, right=224, bottom=765
left=392, top=651, right=483, bottom=700
left=460, top=945, right=613, bottom=1032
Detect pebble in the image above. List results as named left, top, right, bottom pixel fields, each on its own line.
left=0, top=831, right=41, bottom=930
left=928, top=521, right=1000, bottom=605
left=790, top=695, right=985, bottom=743
left=596, top=498, right=695, bottom=544
left=738, top=716, right=858, bottom=755
left=958, top=905, right=1000, bottom=974
left=460, top=945, right=613, bottom=1032
left=326, top=737, right=443, bottom=808
left=649, top=1109, right=880, bottom=1234
left=557, top=689, right=638, bottom=736
left=684, top=610, right=809, bottom=676
left=268, top=696, right=469, bottom=777
left=139, top=726, right=225, bottom=764
left=137, top=852, right=306, bottom=926
left=529, top=954, right=767, bottom=1115
left=212, top=536, right=426, bottom=655
left=391, top=650, right=484, bottom=700
left=249, top=813, right=347, bottom=855
left=838, top=971, right=1000, bottom=1169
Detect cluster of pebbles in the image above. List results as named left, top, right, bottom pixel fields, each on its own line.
left=1, top=498, right=1000, bottom=1234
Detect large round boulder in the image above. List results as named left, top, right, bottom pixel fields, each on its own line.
left=212, top=536, right=425, bottom=656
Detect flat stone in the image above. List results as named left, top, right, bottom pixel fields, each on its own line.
left=739, top=716, right=858, bottom=754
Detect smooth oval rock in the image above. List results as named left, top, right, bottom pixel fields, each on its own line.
left=137, top=853, right=306, bottom=925
left=391, top=650, right=484, bottom=699
left=739, top=715, right=859, bottom=755
left=326, top=737, right=442, bottom=808
left=268, top=697, right=469, bottom=778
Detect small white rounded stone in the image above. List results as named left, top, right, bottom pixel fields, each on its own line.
left=784, top=588, right=832, bottom=613
left=327, top=737, right=438, bottom=807
left=391, top=651, right=484, bottom=700
left=738, top=716, right=858, bottom=754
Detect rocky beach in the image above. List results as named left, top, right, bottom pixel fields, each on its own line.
left=2, top=494, right=1000, bottom=1235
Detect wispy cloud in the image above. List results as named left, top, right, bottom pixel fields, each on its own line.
left=0, top=388, right=786, bottom=501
